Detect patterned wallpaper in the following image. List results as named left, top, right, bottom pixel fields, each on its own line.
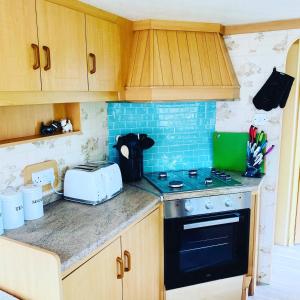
left=2, top=28, right=300, bottom=286
left=107, top=102, right=216, bottom=172
left=219, top=29, right=300, bottom=284
left=0, top=102, right=108, bottom=193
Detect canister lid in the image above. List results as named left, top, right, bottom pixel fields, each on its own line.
left=21, top=184, right=42, bottom=194
left=21, top=184, right=43, bottom=200
left=0, top=188, right=22, bottom=201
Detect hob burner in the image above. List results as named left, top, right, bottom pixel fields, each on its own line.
left=188, top=169, right=198, bottom=176
left=204, top=177, right=213, bottom=185
left=169, top=180, right=184, bottom=189
left=225, top=175, right=232, bottom=181
left=158, top=172, right=168, bottom=179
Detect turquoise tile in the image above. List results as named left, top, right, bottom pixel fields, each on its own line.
left=107, top=101, right=216, bottom=172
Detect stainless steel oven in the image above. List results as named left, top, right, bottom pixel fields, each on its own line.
left=164, top=192, right=251, bottom=290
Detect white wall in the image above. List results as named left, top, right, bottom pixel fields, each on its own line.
left=217, top=29, right=300, bottom=284
left=0, top=102, right=108, bottom=192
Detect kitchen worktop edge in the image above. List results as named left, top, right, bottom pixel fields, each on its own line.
left=4, top=184, right=161, bottom=273
left=2, top=172, right=261, bottom=274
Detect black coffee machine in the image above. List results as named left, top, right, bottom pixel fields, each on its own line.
left=114, top=133, right=154, bottom=182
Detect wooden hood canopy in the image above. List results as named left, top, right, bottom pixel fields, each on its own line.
left=123, top=20, right=240, bottom=101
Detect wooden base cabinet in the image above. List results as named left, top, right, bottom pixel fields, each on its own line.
left=247, top=191, right=260, bottom=296
left=63, top=238, right=123, bottom=300
left=63, top=206, right=163, bottom=300
left=165, top=276, right=243, bottom=300
left=122, top=208, right=162, bottom=300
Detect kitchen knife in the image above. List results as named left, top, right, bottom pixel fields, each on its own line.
left=264, top=145, right=275, bottom=157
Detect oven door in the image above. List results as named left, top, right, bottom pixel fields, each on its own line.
left=164, top=209, right=250, bottom=290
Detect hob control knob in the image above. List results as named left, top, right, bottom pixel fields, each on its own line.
left=184, top=200, right=194, bottom=212
left=225, top=200, right=233, bottom=207
left=205, top=201, right=214, bottom=209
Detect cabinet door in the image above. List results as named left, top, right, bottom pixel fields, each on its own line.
left=63, top=238, right=123, bottom=300
left=36, top=0, right=88, bottom=91
left=86, top=15, right=121, bottom=91
left=0, top=0, right=41, bottom=91
left=122, top=208, right=163, bottom=300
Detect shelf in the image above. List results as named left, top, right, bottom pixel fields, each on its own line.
left=0, top=91, right=119, bottom=106
left=0, top=131, right=82, bottom=148
left=0, top=103, right=81, bottom=147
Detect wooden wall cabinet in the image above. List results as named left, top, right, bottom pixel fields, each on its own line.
left=0, top=0, right=41, bottom=91
left=0, top=0, right=131, bottom=97
left=86, top=15, right=121, bottom=91
left=63, top=207, right=163, bottom=300
left=36, top=0, right=88, bottom=91
left=0, top=0, right=131, bottom=145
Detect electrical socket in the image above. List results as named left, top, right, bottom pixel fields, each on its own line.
left=32, top=168, right=55, bottom=186
left=253, top=113, right=267, bottom=126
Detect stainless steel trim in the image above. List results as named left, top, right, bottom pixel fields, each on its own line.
left=73, top=166, right=99, bottom=172
left=164, top=192, right=251, bottom=219
left=180, top=242, right=229, bottom=253
left=72, top=162, right=114, bottom=172
left=183, top=217, right=239, bottom=230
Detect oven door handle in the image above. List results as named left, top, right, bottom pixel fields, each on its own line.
left=183, top=216, right=240, bottom=230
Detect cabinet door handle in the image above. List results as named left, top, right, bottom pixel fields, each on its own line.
left=31, top=44, right=40, bottom=70
left=43, top=46, right=51, bottom=71
left=124, top=250, right=131, bottom=272
left=89, top=53, right=96, bottom=74
left=116, top=257, right=124, bottom=279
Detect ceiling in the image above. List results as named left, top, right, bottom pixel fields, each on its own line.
left=80, top=0, right=300, bottom=25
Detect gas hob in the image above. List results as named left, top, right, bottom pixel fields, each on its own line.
left=143, top=168, right=241, bottom=194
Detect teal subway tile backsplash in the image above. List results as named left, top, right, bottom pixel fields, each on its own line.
left=108, top=102, right=216, bottom=172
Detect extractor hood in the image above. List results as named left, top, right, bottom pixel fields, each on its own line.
left=122, top=20, right=240, bottom=101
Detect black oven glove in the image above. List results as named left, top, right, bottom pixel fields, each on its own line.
left=253, top=68, right=294, bottom=111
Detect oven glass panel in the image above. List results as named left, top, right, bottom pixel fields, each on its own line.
left=164, top=209, right=250, bottom=290
left=180, top=221, right=236, bottom=272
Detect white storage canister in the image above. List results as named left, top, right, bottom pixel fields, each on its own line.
left=0, top=199, right=3, bottom=235
left=0, top=189, right=24, bottom=230
left=21, top=184, right=43, bottom=220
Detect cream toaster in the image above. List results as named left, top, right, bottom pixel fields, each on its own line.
left=64, top=162, right=123, bottom=205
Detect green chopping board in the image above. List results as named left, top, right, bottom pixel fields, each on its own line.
left=213, top=132, right=248, bottom=172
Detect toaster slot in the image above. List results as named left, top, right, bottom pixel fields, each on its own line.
left=73, top=165, right=96, bottom=172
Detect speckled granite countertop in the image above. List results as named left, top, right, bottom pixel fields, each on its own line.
left=4, top=184, right=161, bottom=273
left=133, top=172, right=263, bottom=201
left=3, top=172, right=262, bottom=274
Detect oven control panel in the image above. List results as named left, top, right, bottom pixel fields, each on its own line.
left=164, top=192, right=251, bottom=219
